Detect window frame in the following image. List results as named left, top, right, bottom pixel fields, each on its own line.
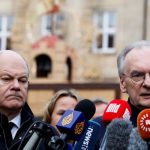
left=92, top=11, right=117, bottom=54
left=41, top=12, right=65, bottom=36
left=0, top=15, right=13, bottom=50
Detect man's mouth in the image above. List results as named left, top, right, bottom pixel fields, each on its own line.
left=140, top=93, right=150, bottom=99
left=7, top=95, right=22, bottom=101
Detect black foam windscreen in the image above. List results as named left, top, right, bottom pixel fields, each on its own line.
left=74, top=99, right=96, bottom=120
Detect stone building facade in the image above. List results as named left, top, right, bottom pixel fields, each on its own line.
left=0, top=0, right=149, bottom=116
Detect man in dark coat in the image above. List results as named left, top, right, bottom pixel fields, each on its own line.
left=94, top=41, right=150, bottom=149
left=0, top=50, right=59, bottom=150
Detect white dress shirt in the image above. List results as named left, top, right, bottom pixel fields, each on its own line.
left=9, top=114, right=21, bottom=139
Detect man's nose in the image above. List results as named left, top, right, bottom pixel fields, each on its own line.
left=11, top=79, right=20, bottom=89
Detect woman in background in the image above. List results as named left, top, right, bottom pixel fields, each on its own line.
left=43, top=89, right=80, bottom=126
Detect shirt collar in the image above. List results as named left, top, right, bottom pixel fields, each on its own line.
left=9, top=113, right=21, bottom=128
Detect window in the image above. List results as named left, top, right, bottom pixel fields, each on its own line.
left=35, top=54, right=52, bottom=78
left=41, top=15, right=53, bottom=36
left=92, top=11, right=117, bottom=53
left=41, top=13, right=65, bottom=37
left=0, top=16, right=13, bottom=50
left=66, top=57, right=72, bottom=82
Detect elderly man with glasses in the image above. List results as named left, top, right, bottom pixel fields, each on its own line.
left=117, top=40, right=150, bottom=127
left=95, top=41, right=150, bottom=149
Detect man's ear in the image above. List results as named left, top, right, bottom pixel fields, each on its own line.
left=120, top=77, right=127, bottom=93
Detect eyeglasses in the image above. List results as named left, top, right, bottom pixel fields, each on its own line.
left=122, top=71, right=150, bottom=84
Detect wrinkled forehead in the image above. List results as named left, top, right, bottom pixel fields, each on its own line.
left=124, top=48, right=150, bottom=72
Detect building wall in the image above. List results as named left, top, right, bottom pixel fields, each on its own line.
left=28, top=83, right=122, bottom=116
left=10, top=0, right=146, bottom=83
left=0, top=0, right=148, bottom=116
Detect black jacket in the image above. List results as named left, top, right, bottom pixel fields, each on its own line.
left=0, top=103, right=59, bottom=150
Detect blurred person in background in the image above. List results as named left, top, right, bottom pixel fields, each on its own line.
left=43, top=89, right=80, bottom=127
left=92, top=98, right=108, bottom=119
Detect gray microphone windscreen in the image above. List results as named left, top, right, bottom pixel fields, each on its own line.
left=127, top=128, right=148, bottom=150
left=104, top=119, right=133, bottom=150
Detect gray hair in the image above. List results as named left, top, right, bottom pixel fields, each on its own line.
left=117, top=40, right=150, bottom=76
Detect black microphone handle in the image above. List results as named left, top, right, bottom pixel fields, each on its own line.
left=23, top=132, right=40, bottom=150
left=48, top=134, right=68, bottom=150
left=22, top=123, right=46, bottom=150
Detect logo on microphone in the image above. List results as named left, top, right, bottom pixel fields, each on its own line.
left=106, top=103, right=120, bottom=113
left=81, top=126, right=94, bottom=149
left=61, top=112, right=73, bottom=126
left=74, top=121, right=85, bottom=135
left=140, top=113, right=150, bottom=132
left=123, top=108, right=131, bottom=120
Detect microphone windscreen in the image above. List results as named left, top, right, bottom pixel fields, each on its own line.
left=102, top=99, right=132, bottom=126
left=137, top=109, right=150, bottom=140
left=75, top=99, right=96, bottom=120
left=128, top=128, right=148, bottom=150
left=104, top=119, right=133, bottom=150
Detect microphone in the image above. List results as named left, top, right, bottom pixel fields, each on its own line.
left=72, top=100, right=102, bottom=150
left=100, top=99, right=132, bottom=149
left=137, top=109, right=150, bottom=140
left=137, top=109, right=150, bottom=148
left=56, top=99, right=96, bottom=142
left=102, top=99, right=132, bottom=126
left=74, top=99, right=96, bottom=121
left=99, top=119, right=133, bottom=150
left=21, top=122, right=60, bottom=150
left=128, top=128, right=148, bottom=150
left=73, top=120, right=101, bottom=150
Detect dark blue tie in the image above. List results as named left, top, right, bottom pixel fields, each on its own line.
left=9, top=122, right=15, bottom=141
left=9, top=122, right=15, bottom=130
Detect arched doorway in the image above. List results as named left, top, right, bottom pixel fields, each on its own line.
left=35, top=54, right=52, bottom=77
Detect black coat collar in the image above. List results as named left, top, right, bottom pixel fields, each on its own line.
left=128, top=99, right=141, bottom=127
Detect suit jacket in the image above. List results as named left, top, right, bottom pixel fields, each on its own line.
left=0, top=103, right=59, bottom=150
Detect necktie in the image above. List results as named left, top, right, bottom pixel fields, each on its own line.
left=9, top=122, right=15, bottom=131
left=9, top=122, right=15, bottom=141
